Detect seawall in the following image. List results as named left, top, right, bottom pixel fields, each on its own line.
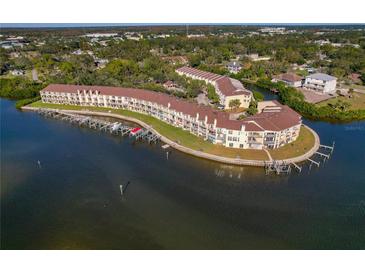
left=22, top=106, right=320, bottom=167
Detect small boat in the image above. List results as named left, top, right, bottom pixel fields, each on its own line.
left=130, top=127, right=142, bottom=136
left=120, top=185, right=123, bottom=196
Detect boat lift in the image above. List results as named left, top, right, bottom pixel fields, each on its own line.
left=37, top=109, right=160, bottom=145
left=285, top=141, right=335, bottom=174
left=319, top=141, right=335, bottom=154
left=308, top=158, right=320, bottom=169
left=265, top=160, right=291, bottom=175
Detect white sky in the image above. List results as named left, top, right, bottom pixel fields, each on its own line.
left=1, top=0, right=364, bottom=24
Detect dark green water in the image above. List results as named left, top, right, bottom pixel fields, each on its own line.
left=243, top=82, right=279, bottom=101
left=1, top=98, right=365, bottom=249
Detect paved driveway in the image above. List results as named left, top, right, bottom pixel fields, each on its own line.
left=298, top=88, right=336, bottom=104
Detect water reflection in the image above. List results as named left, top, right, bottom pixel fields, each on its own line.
left=1, top=98, right=365, bottom=249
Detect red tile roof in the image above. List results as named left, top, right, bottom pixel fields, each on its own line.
left=243, top=101, right=302, bottom=131
left=176, top=66, right=251, bottom=96
left=274, top=73, right=303, bottom=83
left=41, top=84, right=300, bottom=132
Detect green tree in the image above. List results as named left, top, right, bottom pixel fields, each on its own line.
left=188, top=54, right=202, bottom=67
left=104, top=59, right=139, bottom=80
left=228, top=99, right=241, bottom=110
left=253, top=91, right=264, bottom=102
left=247, top=100, right=258, bottom=115
left=59, top=61, right=74, bottom=74
left=361, top=72, right=365, bottom=84
left=207, top=84, right=219, bottom=104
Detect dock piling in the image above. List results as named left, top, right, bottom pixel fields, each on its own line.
left=307, top=158, right=320, bottom=167
left=37, top=109, right=159, bottom=147
left=291, top=162, right=302, bottom=173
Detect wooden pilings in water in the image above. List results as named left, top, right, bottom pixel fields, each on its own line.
left=314, top=151, right=330, bottom=163
left=37, top=108, right=160, bottom=145
left=265, top=160, right=291, bottom=175
left=319, top=141, right=335, bottom=153
left=291, top=162, right=302, bottom=173
left=267, top=140, right=335, bottom=175
left=308, top=141, right=334, bottom=168
left=120, top=181, right=131, bottom=198
left=307, top=158, right=320, bottom=169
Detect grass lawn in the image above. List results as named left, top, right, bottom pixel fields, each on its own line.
left=28, top=101, right=315, bottom=161
left=269, top=126, right=315, bottom=160
left=341, top=84, right=365, bottom=92
left=318, top=92, right=365, bottom=110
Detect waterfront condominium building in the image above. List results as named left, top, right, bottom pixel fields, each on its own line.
left=40, top=84, right=302, bottom=150
left=175, top=66, right=252, bottom=109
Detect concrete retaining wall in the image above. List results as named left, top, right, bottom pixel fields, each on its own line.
left=22, top=106, right=320, bottom=167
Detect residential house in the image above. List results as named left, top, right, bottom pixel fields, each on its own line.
left=304, top=73, right=337, bottom=94
left=226, top=61, right=242, bottom=74
left=272, top=73, right=303, bottom=88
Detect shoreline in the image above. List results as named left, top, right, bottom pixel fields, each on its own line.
left=22, top=106, right=320, bottom=167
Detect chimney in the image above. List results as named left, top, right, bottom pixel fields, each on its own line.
left=168, top=102, right=171, bottom=108
left=214, top=119, right=217, bottom=127
left=205, top=115, right=208, bottom=123
left=196, top=113, right=199, bottom=120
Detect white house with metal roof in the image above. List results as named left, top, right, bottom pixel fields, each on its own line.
left=304, top=73, right=337, bottom=94
left=226, top=61, right=242, bottom=74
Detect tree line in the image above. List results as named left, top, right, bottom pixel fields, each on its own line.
left=255, top=78, right=365, bottom=121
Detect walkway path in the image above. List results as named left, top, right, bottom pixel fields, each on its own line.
left=22, top=106, right=320, bottom=167
left=263, top=149, right=273, bottom=162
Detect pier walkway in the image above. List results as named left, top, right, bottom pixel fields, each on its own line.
left=23, top=106, right=322, bottom=170
left=37, top=109, right=161, bottom=144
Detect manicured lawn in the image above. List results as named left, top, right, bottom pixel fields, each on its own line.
left=318, top=92, right=365, bottom=110
left=27, top=101, right=315, bottom=161
left=269, top=126, right=315, bottom=160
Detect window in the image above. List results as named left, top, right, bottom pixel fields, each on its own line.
left=239, top=144, right=244, bottom=148
left=229, top=143, right=233, bottom=147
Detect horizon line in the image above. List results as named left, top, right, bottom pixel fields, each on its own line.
left=1, top=23, right=365, bottom=29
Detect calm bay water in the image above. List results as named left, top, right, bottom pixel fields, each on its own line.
left=1, top=98, right=365, bottom=249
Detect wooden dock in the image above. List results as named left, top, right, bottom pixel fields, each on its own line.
left=37, top=109, right=160, bottom=144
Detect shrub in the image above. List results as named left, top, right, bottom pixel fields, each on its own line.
left=15, top=96, right=41, bottom=109
left=253, top=91, right=264, bottom=101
